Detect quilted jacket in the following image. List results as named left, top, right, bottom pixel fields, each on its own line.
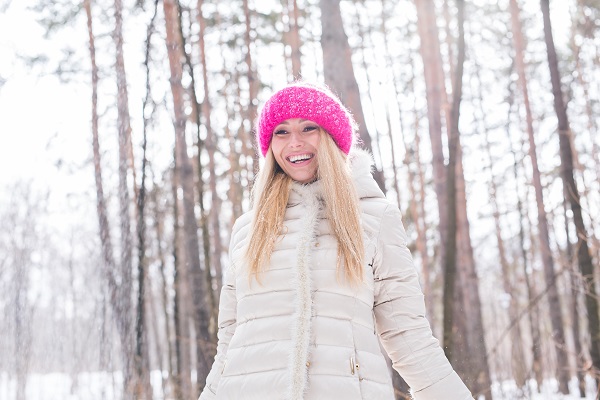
left=199, top=150, right=473, bottom=400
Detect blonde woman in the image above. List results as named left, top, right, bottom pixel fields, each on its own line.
left=199, top=83, right=473, bottom=400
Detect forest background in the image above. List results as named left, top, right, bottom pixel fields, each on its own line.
left=0, top=0, right=599, bottom=399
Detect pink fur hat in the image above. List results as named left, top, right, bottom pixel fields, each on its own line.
left=257, top=83, right=356, bottom=156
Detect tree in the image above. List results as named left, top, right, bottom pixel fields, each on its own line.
left=541, top=0, right=600, bottom=386
left=319, top=0, right=386, bottom=191
left=86, top=0, right=137, bottom=396
left=415, top=1, right=491, bottom=396
left=163, top=0, right=213, bottom=394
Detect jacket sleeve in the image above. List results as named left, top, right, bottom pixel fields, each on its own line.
left=198, top=254, right=238, bottom=399
left=372, top=204, right=473, bottom=400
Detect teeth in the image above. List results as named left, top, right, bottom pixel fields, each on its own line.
left=289, top=154, right=311, bottom=163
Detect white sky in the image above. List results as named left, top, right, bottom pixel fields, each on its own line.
left=0, top=1, right=91, bottom=202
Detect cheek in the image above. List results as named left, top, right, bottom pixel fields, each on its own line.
left=273, top=153, right=284, bottom=168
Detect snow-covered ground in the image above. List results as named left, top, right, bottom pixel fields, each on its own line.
left=491, top=376, right=598, bottom=399
left=0, top=372, right=597, bottom=399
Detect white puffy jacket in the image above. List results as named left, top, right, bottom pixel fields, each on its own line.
left=199, top=151, right=473, bottom=400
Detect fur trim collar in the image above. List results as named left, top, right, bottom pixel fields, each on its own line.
left=287, top=185, right=319, bottom=399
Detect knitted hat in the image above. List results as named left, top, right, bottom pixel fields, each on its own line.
left=257, top=83, right=356, bottom=156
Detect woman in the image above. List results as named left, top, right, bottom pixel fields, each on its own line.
left=199, top=83, right=473, bottom=400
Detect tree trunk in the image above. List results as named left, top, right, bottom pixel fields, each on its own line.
left=441, top=0, right=464, bottom=370
left=171, top=160, right=189, bottom=400
left=132, top=1, right=160, bottom=397
left=508, top=0, right=571, bottom=393
left=564, top=198, right=586, bottom=397
left=288, top=0, right=302, bottom=79
left=163, top=0, right=213, bottom=395
left=352, top=0, right=385, bottom=168
left=319, top=0, right=386, bottom=192
left=172, top=2, right=219, bottom=354
left=415, top=2, right=491, bottom=395
left=198, top=0, right=224, bottom=319
left=414, top=124, right=433, bottom=313
left=541, top=0, right=599, bottom=387
left=242, top=0, right=259, bottom=177
left=379, top=0, right=404, bottom=210
left=113, top=0, right=135, bottom=394
left=414, top=0, right=448, bottom=271
left=87, top=1, right=135, bottom=397
left=456, top=148, right=493, bottom=399
left=482, top=105, right=527, bottom=389
left=150, top=184, right=176, bottom=394
left=569, top=0, right=600, bottom=285
left=507, top=0, right=545, bottom=388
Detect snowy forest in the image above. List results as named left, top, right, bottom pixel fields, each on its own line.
left=0, top=0, right=599, bottom=399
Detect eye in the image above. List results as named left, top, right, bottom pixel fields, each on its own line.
left=274, top=129, right=288, bottom=136
left=303, top=126, right=318, bottom=132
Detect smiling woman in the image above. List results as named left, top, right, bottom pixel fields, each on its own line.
left=198, top=82, right=473, bottom=400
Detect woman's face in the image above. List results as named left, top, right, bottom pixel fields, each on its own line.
left=271, top=118, right=321, bottom=184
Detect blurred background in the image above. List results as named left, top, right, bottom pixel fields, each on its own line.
left=0, top=0, right=598, bottom=399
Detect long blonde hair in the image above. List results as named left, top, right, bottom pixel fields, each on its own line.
left=245, top=130, right=364, bottom=284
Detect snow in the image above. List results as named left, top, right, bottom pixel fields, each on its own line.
left=0, top=372, right=597, bottom=399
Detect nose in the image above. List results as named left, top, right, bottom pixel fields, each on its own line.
left=288, top=131, right=303, bottom=148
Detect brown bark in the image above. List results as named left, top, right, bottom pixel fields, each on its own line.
left=415, top=2, right=491, bottom=395
left=442, top=0, right=455, bottom=88
left=198, top=0, right=224, bottom=308
left=243, top=0, right=259, bottom=177
left=379, top=0, right=404, bottom=210
left=446, top=13, right=490, bottom=397
left=509, top=0, right=570, bottom=393
left=414, top=124, right=433, bottom=312
left=114, top=0, right=133, bottom=293
left=319, top=0, right=386, bottom=192
left=216, top=21, right=245, bottom=222
left=408, top=31, right=434, bottom=317
left=171, top=159, right=189, bottom=400
left=541, top=0, right=600, bottom=386
left=87, top=1, right=135, bottom=397
left=441, top=0, right=463, bottom=369
left=288, top=0, right=302, bottom=79
left=113, top=0, right=135, bottom=394
left=455, top=146, right=492, bottom=399
left=563, top=198, right=586, bottom=397
left=149, top=187, right=174, bottom=394
left=172, top=3, right=219, bottom=351
left=415, top=0, right=448, bottom=264
left=150, top=184, right=175, bottom=394
left=569, top=3, right=600, bottom=267
left=507, top=0, right=544, bottom=387
left=163, top=0, right=213, bottom=395
left=351, top=0, right=385, bottom=176
left=505, top=83, right=545, bottom=389
left=86, top=0, right=113, bottom=391
left=133, top=1, right=160, bottom=396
